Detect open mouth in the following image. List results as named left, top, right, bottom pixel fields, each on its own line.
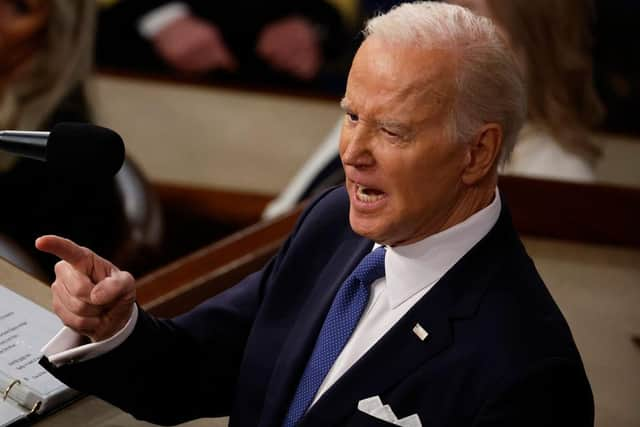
left=356, top=184, right=386, bottom=203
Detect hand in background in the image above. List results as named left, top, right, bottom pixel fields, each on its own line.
left=35, top=235, right=136, bottom=342
left=151, top=14, right=237, bottom=73
left=256, top=16, right=321, bottom=81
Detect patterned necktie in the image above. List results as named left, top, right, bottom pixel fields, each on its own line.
left=282, top=246, right=387, bottom=426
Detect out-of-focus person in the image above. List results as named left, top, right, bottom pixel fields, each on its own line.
left=448, top=0, right=605, bottom=182
left=96, top=1, right=349, bottom=89
left=592, top=0, right=640, bottom=134
left=0, top=0, right=94, bottom=131
left=0, top=0, right=160, bottom=279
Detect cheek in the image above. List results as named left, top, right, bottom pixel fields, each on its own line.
left=387, top=147, right=464, bottom=205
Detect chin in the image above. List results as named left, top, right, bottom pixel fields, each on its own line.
left=348, top=210, right=388, bottom=242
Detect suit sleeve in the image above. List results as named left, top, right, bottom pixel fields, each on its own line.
left=39, top=266, right=269, bottom=425
left=472, top=359, right=594, bottom=427
left=40, top=187, right=341, bottom=425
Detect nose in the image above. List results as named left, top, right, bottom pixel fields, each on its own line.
left=339, top=120, right=375, bottom=169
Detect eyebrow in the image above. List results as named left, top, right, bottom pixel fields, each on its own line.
left=339, top=98, right=350, bottom=111
left=379, top=120, right=411, bottom=133
left=340, top=98, right=413, bottom=134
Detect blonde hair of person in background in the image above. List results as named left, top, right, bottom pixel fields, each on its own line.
left=450, top=0, right=604, bottom=182
left=0, top=0, right=95, bottom=132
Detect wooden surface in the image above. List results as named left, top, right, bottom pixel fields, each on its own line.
left=155, top=182, right=273, bottom=227
left=137, top=202, right=304, bottom=317
left=501, top=175, right=640, bottom=247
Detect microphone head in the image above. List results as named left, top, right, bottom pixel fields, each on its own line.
left=47, top=122, right=125, bottom=178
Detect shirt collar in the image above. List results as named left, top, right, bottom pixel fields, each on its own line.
left=378, top=189, right=502, bottom=309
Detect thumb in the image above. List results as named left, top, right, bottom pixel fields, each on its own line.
left=90, top=271, right=135, bottom=306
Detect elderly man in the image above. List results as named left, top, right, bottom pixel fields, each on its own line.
left=37, top=3, right=592, bottom=426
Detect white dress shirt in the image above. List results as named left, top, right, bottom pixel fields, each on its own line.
left=137, top=3, right=191, bottom=39
left=43, top=189, right=501, bottom=405
left=311, top=189, right=501, bottom=404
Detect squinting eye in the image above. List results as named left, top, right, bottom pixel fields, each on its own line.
left=382, top=128, right=399, bottom=138
left=346, top=112, right=358, bottom=123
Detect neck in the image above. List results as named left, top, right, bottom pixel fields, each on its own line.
left=436, top=177, right=497, bottom=236
left=391, top=180, right=497, bottom=247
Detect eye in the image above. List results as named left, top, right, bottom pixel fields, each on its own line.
left=346, top=112, right=358, bottom=123
left=15, top=1, right=30, bottom=14
left=8, top=0, right=30, bottom=15
left=381, top=127, right=400, bottom=138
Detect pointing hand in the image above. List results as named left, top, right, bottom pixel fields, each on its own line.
left=35, top=235, right=136, bottom=342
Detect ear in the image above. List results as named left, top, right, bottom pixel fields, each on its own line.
left=461, top=123, right=502, bottom=185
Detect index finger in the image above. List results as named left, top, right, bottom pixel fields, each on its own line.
left=35, top=235, right=87, bottom=265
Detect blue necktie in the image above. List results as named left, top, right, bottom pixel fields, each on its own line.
left=282, top=246, right=387, bottom=426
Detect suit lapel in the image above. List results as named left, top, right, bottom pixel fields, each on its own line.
left=259, top=233, right=374, bottom=427
left=301, top=207, right=514, bottom=426
left=301, top=269, right=456, bottom=426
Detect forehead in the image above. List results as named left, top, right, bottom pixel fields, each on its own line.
left=344, top=37, right=457, bottom=120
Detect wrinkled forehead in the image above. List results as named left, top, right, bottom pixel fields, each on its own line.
left=345, top=36, right=458, bottom=117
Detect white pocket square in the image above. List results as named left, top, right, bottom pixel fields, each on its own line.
left=357, top=396, right=422, bottom=427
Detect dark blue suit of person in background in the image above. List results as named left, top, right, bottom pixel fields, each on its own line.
left=37, top=3, right=593, bottom=426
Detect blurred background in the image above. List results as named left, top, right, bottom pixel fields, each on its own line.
left=0, top=1, right=638, bottom=426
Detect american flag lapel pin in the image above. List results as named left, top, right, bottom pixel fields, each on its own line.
left=412, top=323, right=429, bottom=341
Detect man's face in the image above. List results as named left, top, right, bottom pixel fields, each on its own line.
left=340, top=37, right=470, bottom=246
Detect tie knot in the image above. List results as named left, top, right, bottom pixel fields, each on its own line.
left=353, top=246, right=386, bottom=285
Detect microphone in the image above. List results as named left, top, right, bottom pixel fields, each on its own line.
left=0, top=122, right=125, bottom=178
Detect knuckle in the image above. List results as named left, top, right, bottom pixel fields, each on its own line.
left=53, top=260, right=67, bottom=276
left=121, top=271, right=135, bottom=286
left=69, top=298, right=92, bottom=315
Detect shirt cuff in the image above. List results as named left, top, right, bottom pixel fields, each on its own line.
left=137, top=2, right=191, bottom=39
left=41, top=304, right=138, bottom=368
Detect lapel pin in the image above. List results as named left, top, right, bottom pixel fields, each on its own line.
left=412, top=323, right=429, bottom=341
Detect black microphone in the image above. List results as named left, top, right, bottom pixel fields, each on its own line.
left=0, top=122, right=125, bottom=178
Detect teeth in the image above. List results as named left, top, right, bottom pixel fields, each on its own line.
left=356, top=184, right=385, bottom=203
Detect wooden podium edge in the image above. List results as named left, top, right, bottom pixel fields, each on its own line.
left=138, top=178, right=639, bottom=317
left=137, top=203, right=304, bottom=316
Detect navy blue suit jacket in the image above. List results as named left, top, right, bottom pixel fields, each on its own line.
left=43, top=186, right=593, bottom=426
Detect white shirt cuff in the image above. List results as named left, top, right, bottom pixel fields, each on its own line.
left=137, top=2, right=191, bottom=39
left=41, top=304, right=138, bottom=368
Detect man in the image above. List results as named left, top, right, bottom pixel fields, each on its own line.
left=37, top=3, right=593, bottom=426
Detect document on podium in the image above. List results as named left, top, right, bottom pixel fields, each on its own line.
left=0, top=285, right=78, bottom=426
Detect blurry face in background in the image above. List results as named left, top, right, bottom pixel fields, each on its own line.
left=0, top=0, right=50, bottom=84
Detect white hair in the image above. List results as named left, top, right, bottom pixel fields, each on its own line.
left=364, top=2, right=526, bottom=163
